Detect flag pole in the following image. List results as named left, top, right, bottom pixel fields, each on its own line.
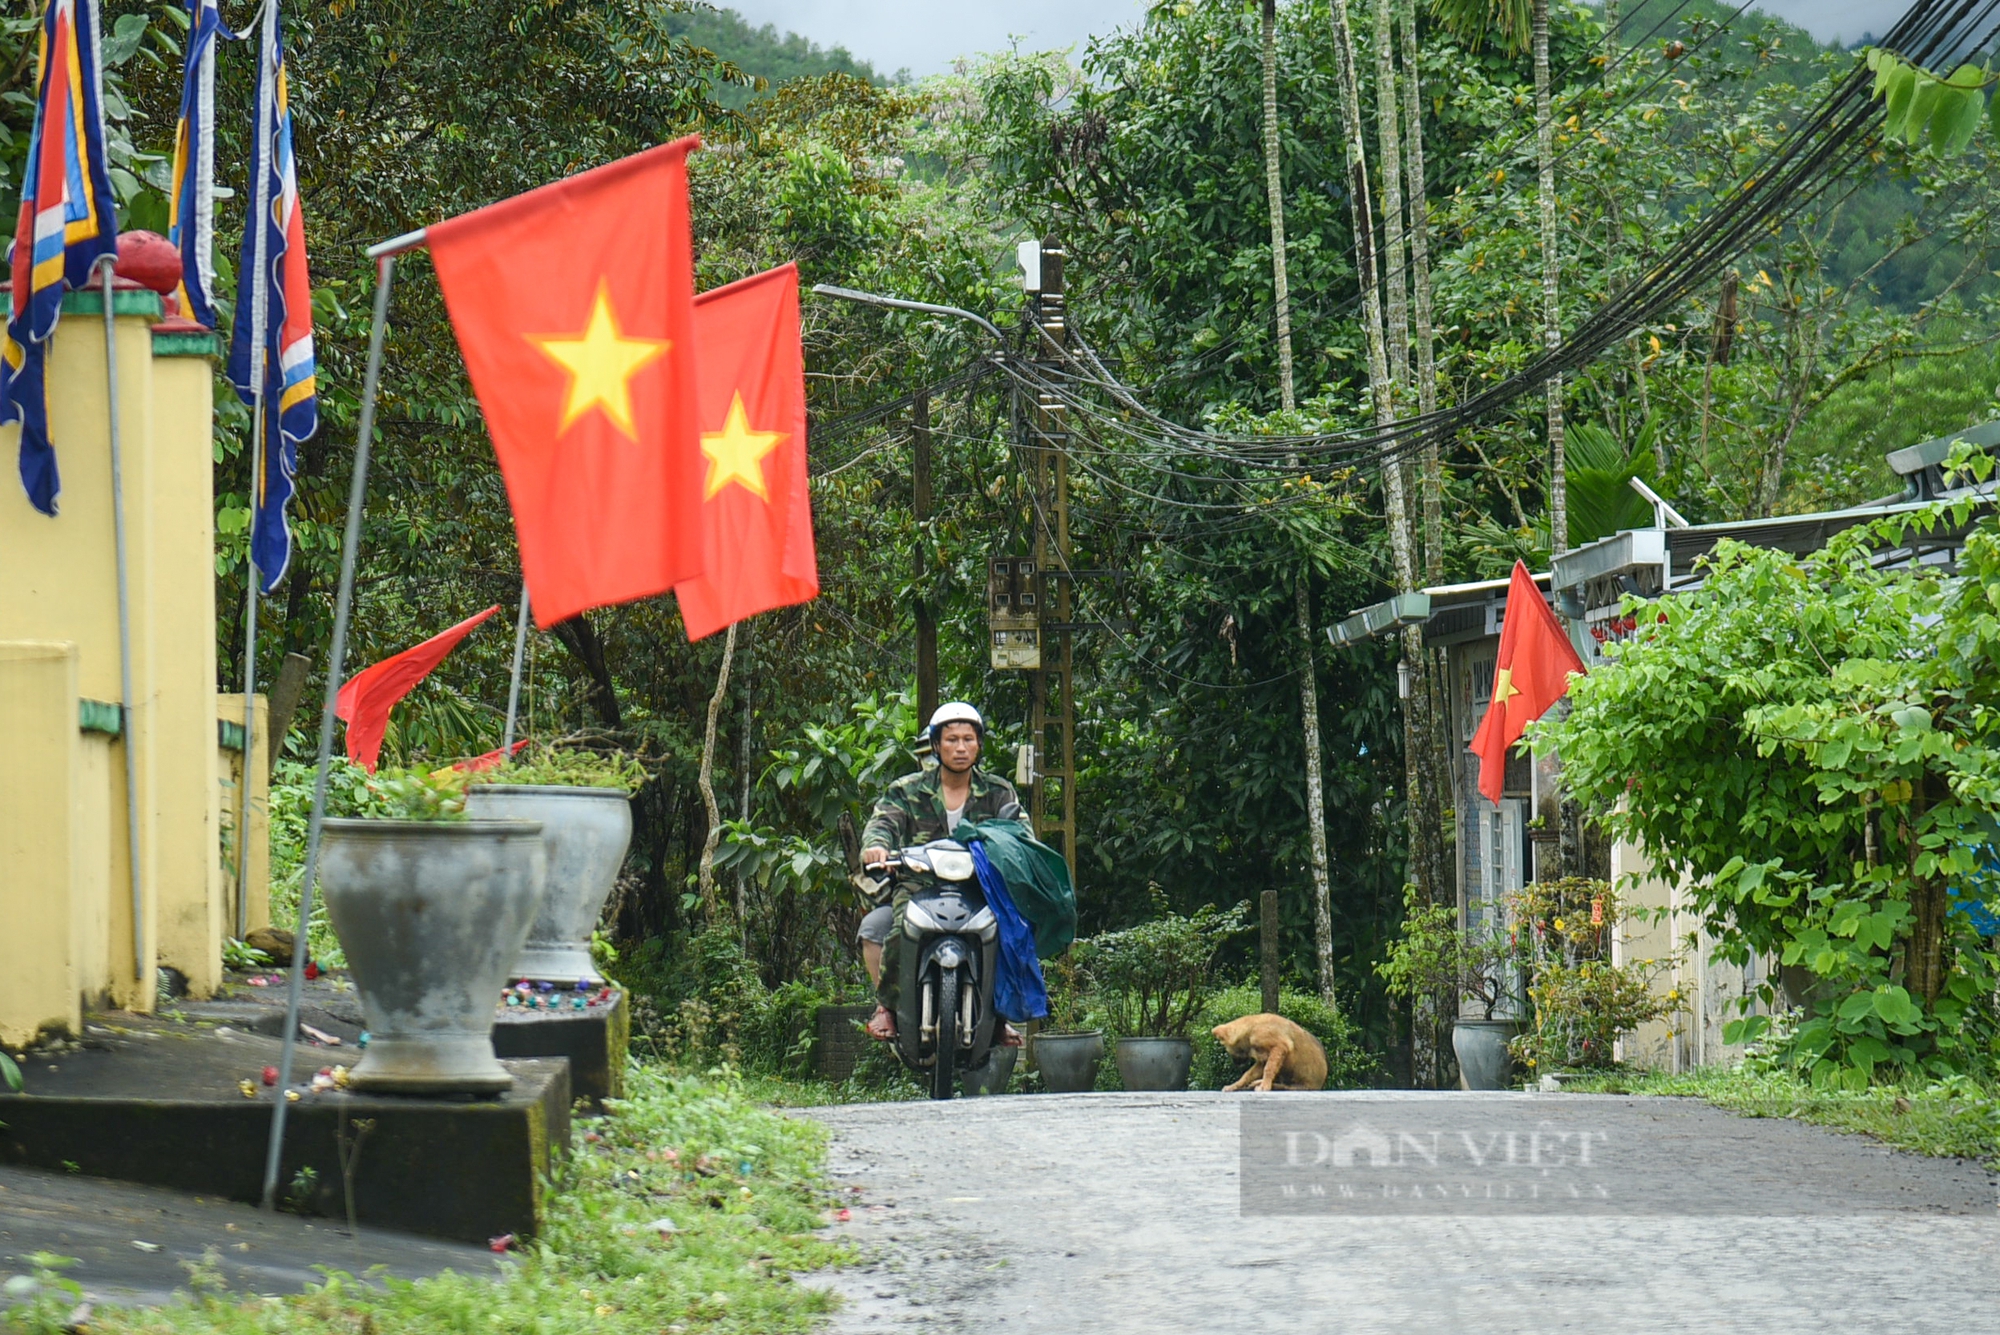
left=237, top=0, right=279, bottom=945
left=502, top=577, right=530, bottom=755
left=233, top=407, right=266, bottom=940
left=260, top=251, right=397, bottom=1211
left=101, top=257, right=146, bottom=984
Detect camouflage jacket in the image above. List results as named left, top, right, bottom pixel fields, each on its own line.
left=860, top=766, right=1025, bottom=852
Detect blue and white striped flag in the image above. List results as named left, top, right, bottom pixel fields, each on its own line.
left=1, top=0, right=120, bottom=516
left=227, top=0, right=317, bottom=592
left=167, top=0, right=239, bottom=331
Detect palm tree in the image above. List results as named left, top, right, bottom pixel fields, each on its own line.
left=1257, top=0, right=1340, bottom=1011
left=1429, top=0, right=1564, bottom=554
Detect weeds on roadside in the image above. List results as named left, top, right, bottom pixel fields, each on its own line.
left=26, top=1065, right=850, bottom=1335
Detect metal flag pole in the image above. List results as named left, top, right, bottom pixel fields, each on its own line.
left=502, top=578, right=530, bottom=755
left=102, top=258, right=146, bottom=983
left=235, top=0, right=279, bottom=942
left=233, top=410, right=265, bottom=939
left=260, top=250, right=399, bottom=1210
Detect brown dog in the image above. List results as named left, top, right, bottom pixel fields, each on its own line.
left=1213, top=1013, right=1327, bottom=1091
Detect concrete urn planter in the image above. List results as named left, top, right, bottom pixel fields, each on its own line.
left=320, top=818, right=548, bottom=1095
left=1115, top=1036, right=1194, bottom=1092
left=467, top=785, right=632, bottom=984
left=1452, top=1019, right=1520, bottom=1091
left=1034, top=1031, right=1104, bottom=1093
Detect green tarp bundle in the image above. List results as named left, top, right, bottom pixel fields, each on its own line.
left=958, top=817, right=1076, bottom=958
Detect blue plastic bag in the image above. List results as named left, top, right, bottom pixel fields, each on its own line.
left=970, top=840, right=1050, bottom=1022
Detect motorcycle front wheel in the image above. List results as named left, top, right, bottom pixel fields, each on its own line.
left=929, top=968, right=959, bottom=1100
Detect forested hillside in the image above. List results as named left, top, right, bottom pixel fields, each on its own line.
left=661, top=4, right=889, bottom=108
left=5, top=0, right=1997, bottom=1080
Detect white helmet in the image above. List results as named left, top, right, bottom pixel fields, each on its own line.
left=927, top=701, right=985, bottom=742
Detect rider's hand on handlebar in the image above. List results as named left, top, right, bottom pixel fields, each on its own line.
left=861, top=846, right=889, bottom=869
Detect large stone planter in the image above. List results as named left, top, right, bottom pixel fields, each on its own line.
left=1115, top=1036, right=1194, bottom=1092
left=467, top=785, right=632, bottom=984
left=320, top=818, right=548, bottom=1095
left=1035, top=1030, right=1104, bottom=1093
left=1453, top=1018, right=1520, bottom=1091
left=962, top=1043, right=1017, bottom=1096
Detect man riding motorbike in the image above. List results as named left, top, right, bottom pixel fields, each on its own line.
left=857, top=701, right=1025, bottom=1042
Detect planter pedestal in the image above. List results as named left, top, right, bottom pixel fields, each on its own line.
left=321, top=818, right=548, bottom=1096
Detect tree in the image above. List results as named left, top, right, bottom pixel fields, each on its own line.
left=1542, top=497, right=2000, bottom=1087
left=1257, top=0, right=1341, bottom=1011
left=1428, top=0, right=1562, bottom=554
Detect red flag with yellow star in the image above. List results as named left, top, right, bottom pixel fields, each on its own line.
left=428, top=136, right=704, bottom=628
left=673, top=263, right=817, bottom=641
left=1470, top=560, right=1585, bottom=805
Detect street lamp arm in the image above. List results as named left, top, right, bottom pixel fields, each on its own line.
left=811, top=283, right=1006, bottom=347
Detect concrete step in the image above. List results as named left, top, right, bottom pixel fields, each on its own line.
left=0, top=1014, right=568, bottom=1246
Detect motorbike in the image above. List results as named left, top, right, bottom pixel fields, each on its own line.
left=850, top=834, right=1001, bottom=1099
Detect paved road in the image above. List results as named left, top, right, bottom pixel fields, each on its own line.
left=0, top=1164, right=498, bottom=1307
left=803, top=1091, right=1999, bottom=1335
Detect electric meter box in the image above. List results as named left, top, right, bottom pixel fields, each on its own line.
left=988, top=556, right=1042, bottom=670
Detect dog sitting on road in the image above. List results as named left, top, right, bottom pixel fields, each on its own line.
left=1213, top=1013, right=1327, bottom=1091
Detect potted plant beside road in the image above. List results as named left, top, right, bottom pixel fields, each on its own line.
left=1087, top=901, right=1247, bottom=1092
left=1031, top=952, right=1105, bottom=1093
left=466, top=746, right=646, bottom=984
left=1378, top=885, right=1523, bottom=1090
left=1506, top=877, right=1678, bottom=1080
left=320, top=767, right=548, bottom=1095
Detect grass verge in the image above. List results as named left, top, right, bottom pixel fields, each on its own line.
left=1565, top=1065, right=2000, bottom=1166
left=4, top=1065, right=849, bottom=1335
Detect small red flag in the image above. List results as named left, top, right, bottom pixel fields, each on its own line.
left=337, top=606, right=500, bottom=773
left=1469, top=561, right=1585, bottom=806
left=674, top=263, right=818, bottom=641
left=428, top=137, right=705, bottom=629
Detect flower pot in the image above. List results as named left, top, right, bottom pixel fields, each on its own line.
left=1452, top=1019, right=1520, bottom=1091
left=1115, top=1036, right=1194, bottom=1092
left=1034, top=1030, right=1104, bottom=1093
left=466, top=785, right=632, bottom=984
left=961, top=1043, right=1018, bottom=1096
left=320, top=818, right=548, bottom=1095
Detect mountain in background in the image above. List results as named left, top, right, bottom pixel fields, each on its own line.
left=666, top=6, right=892, bottom=109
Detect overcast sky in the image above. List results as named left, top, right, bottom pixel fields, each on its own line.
left=720, top=1, right=1915, bottom=79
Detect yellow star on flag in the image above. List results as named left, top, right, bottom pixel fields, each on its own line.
left=528, top=281, right=670, bottom=439
left=701, top=392, right=787, bottom=500
left=1491, top=666, right=1519, bottom=714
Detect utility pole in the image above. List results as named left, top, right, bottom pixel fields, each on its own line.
left=912, top=390, right=938, bottom=723
left=1027, top=238, right=1077, bottom=881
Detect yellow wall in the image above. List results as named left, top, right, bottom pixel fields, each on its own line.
left=0, top=285, right=250, bottom=1039
left=218, top=693, right=272, bottom=938
left=0, top=644, right=85, bottom=1048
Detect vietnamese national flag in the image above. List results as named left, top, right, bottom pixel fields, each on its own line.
left=1469, top=561, right=1585, bottom=806
left=337, top=605, right=500, bottom=772
left=674, top=263, right=818, bottom=641
left=428, top=137, right=704, bottom=629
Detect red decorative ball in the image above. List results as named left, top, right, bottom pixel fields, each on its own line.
left=113, top=230, right=182, bottom=295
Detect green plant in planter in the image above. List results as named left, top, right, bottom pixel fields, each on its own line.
left=1376, top=884, right=1519, bottom=1020
left=1077, top=901, right=1248, bottom=1039
left=1041, top=951, right=1093, bottom=1034
left=328, top=766, right=470, bottom=821
left=486, top=744, right=648, bottom=790
left=1505, top=877, right=1679, bottom=1073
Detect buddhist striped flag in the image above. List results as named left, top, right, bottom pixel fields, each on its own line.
left=227, top=0, right=317, bottom=592
left=1, top=0, right=120, bottom=516
left=167, top=0, right=238, bottom=331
